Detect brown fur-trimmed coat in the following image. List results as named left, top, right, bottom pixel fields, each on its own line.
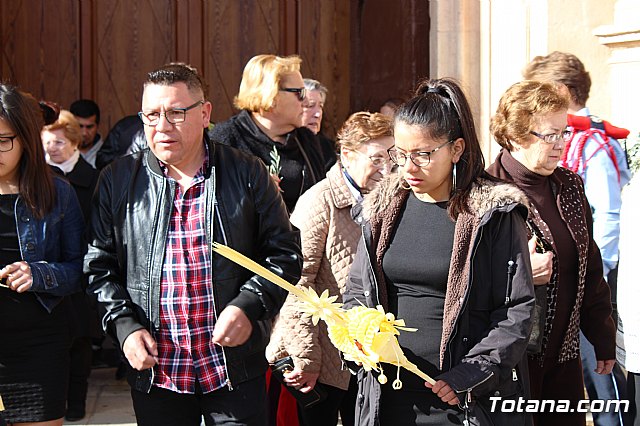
left=343, top=174, right=535, bottom=426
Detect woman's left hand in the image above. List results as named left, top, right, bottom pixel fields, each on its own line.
left=0, top=261, right=33, bottom=293
left=425, top=379, right=460, bottom=405
left=595, top=359, right=616, bottom=375
left=283, top=366, right=320, bottom=393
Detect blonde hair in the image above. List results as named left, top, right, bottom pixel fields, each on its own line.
left=234, top=54, right=302, bottom=112
left=42, top=109, right=82, bottom=148
left=337, top=111, right=393, bottom=151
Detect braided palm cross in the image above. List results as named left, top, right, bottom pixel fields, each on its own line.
left=212, top=242, right=435, bottom=389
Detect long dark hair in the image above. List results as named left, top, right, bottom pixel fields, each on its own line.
left=0, top=84, right=57, bottom=218
left=395, top=77, right=490, bottom=219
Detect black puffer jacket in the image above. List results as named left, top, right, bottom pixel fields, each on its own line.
left=343, top=175, right=535, bottom=426
left=84, top=135, right=302, bottom=390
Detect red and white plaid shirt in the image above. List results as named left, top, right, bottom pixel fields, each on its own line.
left=153, top=150, right=227, bottom=394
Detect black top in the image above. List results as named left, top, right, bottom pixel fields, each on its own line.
left=0, top=194, right=20, bottom=267
left=50, top=156, right=99, bottom=222
left=383, top=192, right=455, bottom=390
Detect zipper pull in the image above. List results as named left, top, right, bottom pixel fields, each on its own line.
left=512, top=368, right=518, bottom=381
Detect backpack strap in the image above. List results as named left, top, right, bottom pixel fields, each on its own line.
left=561, top=125, right=622, bottom=183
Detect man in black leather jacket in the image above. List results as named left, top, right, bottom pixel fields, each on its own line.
left=84, top=63, right=302, bottom=425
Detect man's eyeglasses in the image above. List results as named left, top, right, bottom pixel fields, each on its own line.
left=280, top=87, right=306, bottom=101
left=529, top=129, right=572, bottom=144
left=0, top=135, right=17, bottom=152
left=138, top=100, right=204, bottom=126
left=387, top=140, right=453, bottom=168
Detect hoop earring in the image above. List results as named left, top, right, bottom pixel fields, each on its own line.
left=451, top=162, right=457, bottom=194
left=400, top=178, right=411, bottom=191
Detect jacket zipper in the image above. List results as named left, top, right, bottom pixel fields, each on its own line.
left=461, top=370, right=496, bottom=425
left=445, top=226, right=483, bottom=370
left=12, top=196, right=24, bottom=261
left=361, top=227, right=381, bottom=306
left=148, top=178, right=167, bottom=329
left=210, top=169, right=233, bottom=390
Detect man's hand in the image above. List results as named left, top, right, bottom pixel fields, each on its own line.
left=283, top=366, right=320, bottom=393
left=211, top=305, right=253, bottom=347
left=595, top=359, right=616, bottom=375
left=425, top=380, right=460, bottom=405
left=529, top=235, right=554, bottom=285
left=123, top=329, right=158, bottom=371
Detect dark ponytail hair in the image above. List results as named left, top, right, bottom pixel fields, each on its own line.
left=395, top=77, right=490, bottom=219
left=0, top=83, right=56, bottom=218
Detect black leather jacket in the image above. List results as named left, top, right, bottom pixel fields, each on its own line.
left=85, top=135, right=302, bottom=389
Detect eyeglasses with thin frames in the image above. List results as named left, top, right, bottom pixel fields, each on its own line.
left=280, top=87, right=306, bottom=102
left=529, top=129, right=572, bottom=144
left=387, top=140, right=454, bottom=168
left=138, top=100, right=204, bottom=126
left=352, top=150, right=391, bottom=169
left=0, top=135, right=17, bottom=152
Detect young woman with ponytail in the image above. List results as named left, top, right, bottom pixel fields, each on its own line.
left=343, top=78, right=535, bottom=425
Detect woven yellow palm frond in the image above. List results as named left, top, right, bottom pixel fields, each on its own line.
left=212, top=242, right=435, bottom=387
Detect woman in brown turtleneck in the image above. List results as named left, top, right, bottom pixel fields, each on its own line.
left=487, top=80, right=616, bottom=426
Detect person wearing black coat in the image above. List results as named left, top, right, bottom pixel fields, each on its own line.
left=42, top=110, right=100, bottom=422
left=210, top=54, right=329, bottom=213
left=84, top=63, right=301, bottom=424
left=343, top=79, right=535, bottom=426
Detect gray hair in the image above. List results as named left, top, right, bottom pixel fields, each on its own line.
left=303, top=78, right=328, bottom=102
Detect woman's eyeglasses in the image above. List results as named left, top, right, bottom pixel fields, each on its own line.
left=280, top=87, right=306, bottom=101
left=0, top=135, right=17, bottom=152
left=387, top=140, right=453, bottom=168
left=529, top=129, right=572, bottom=144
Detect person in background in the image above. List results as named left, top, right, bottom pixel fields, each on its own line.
left=487, top=80, right=617, bottom=426
left=99, top=114, right=147, bottom=162
left=379, top=97, right=404, bottom=118
left=70, top=99, right=107, bottom=169
left=42, top=110, right=98, bottom=219
left=267, top=112, right=394, bottom=426
left=84, top=62, right=301, bottom=425
left=618, top=173, right=640, bottom=425
left=41, top=110, right=100, bottom=422
left=210, top=54, right=329, bottom=213
left=344, top=78, right=534, bottom=426
left=523, top=52, right=629, bottom=426
left=302, top=78, right=337, bottom=171
left=0, top=84, right=86, bottom=425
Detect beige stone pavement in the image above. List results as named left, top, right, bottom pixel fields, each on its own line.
left=63, top=367, right=136, bottom=426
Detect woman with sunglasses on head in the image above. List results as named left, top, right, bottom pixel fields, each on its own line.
left=487, top=80, right=617, bottom=426
left=0, top=84, right=85, bottom=425
left=343, top=78, right=535, bottom=426
left=211, top=54, right=329, bottom=213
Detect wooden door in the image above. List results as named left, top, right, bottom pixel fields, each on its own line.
left=1, top=0, right=429, bottom=139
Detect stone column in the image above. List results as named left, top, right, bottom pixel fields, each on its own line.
left=594, top=0, right=640, bottom=156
